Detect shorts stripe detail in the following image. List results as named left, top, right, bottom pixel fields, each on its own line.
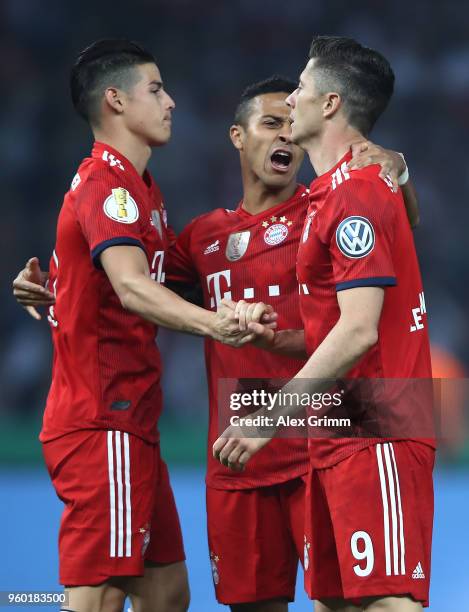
left=115, top=431, right=124, bottom=557
left=389, top=443, right=406, bottom=575
left=376, top=444, right=391, bottom=575
left=108, top=431, right=133, bottom=558
left=383, top=443, right=399, bottom=576
left=107, top=431, right=116, bottom=558
left=123, top=433, right=132, bottom=557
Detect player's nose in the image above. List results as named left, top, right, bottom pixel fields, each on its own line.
left=285, top=91, right=295, bottom=108
left=278, top=122, right=292, bottom=142
left=165, top=91, right=176, bottom=110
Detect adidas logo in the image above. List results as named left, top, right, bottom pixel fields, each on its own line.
left=412, top=562, right=425, bottom=579
left=204, top=240, right=220, bottom=255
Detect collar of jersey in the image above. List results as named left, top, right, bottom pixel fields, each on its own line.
left=309, top=149, right=353, bottom=192
left=236, top=184, right=307, bottom=219
left=92, top=141, right=153, bottom=189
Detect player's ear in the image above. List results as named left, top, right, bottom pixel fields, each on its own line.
left=230, top=124, right=244, bottom=151
left=103, top=87, right=125, bottom=115
left=323, top=92, right=341, bottom=119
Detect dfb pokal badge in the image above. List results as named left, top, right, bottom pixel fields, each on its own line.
left=210, top=551, right=220, bottom=585
left=225, top=231, right=250, bottom=261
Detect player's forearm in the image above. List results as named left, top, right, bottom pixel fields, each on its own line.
left=295, top=318, right=377, bottom=381
left=269, top=319, right=378, bottom=420
left=119, top=274, right=215, bottom=337
left=268, top=329, right=307, bottom=360
left=401, top=179, right=419, bottom=228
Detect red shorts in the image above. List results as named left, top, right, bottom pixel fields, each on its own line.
left=304, top=441, right=434, bottom=607
left=42, top=429, right=185, bottom=586
left=206, top=476, right=306, bottom=604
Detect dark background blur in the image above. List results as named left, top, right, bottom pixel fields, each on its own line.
left=1, top=2, right=468, bottom=608
left=1, top=0, right=468, bottom=462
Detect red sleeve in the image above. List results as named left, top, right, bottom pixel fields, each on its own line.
left=165, top=218, right=199, bottom=284
left=319, top=178, right=397, bottom=291
left=74, top=168, right=146, bottom=268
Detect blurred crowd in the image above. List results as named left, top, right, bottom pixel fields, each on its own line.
left=1, top=0, right=467, bottom=452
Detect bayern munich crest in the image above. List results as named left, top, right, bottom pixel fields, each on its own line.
left=262, top=215, right=292, bottom=246
left=210, top=551, right=220, bottom=585
left=140, top=525, right=150, bottom=556
left=304, top=536, right=311, bottom=571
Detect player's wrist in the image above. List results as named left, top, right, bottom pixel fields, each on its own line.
left=397, top=153, right=409, bottom=186
left=203, top=310, right=221, bottom=340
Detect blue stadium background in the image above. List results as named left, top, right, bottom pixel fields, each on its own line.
left=1, top=0, right=469, bottom=609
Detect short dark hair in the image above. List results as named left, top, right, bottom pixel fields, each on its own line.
left=308, top=36, right=395, bottom=136
left=70, top=39, right=156, bottom=125
left=234, top=75, right=297, bottom=127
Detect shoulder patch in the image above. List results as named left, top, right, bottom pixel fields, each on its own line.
left=336, top=215, right=375, bottom=258
left=103, top=188, right=139, bottom=224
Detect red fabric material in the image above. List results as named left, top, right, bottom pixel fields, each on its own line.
left=43, top=430, right=184, bottom=586
left=206, top=476, right=306, bottom=604
left=297, top=153, right=434, bottom=468
left=304, top=441, right=434, bottom=607
left=166, top=186, right=310, bottom=489
left=41, top=142, right=172, bottom=444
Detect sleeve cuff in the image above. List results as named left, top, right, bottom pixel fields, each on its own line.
left=91, top=237, right=146, bottom=269
left=336, top=276, right=397, bottom=292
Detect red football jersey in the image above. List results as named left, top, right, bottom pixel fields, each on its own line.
left=297, top=152, right=434, bottom=468
left=40, top=142, right=172, bottom=444
left=167, top=186, right=310, bottom=489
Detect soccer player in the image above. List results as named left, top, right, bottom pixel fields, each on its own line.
left=214, top=37, right=435, bottom=612
left=11, top=38, right=259, bottom=612
left=14, top=75, right=415, bottom=611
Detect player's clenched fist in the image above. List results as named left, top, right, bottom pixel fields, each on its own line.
left=213, top=298, right=278, bottom=347
left=12, top=257, right=55, bottom=320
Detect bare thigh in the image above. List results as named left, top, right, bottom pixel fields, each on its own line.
left=124, top=560, right=189, bottom=612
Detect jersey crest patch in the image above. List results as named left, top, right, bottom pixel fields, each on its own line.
left=103, top=188, right=139, bottom=224
left=336, top=216, right=375, bottom=258
left=262, top=215, right=292, bottom=246
left=210, top=552, right=220, bottom=585
left=304, top=536, right=311, bottom=571
left=226, top=231, right=250, bottom=261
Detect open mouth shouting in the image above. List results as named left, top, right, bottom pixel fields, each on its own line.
left=270, top=148, right=293, bottom=173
